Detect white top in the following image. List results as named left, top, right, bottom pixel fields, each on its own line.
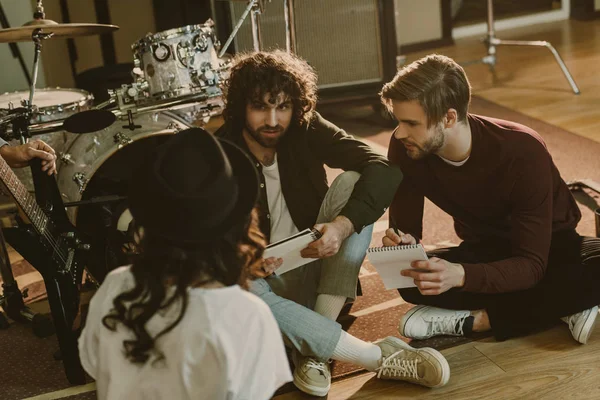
left=262, top=155, right=299, bottom=243
left=79, top=266, right=291, bottom=400
left=438, top=155, right=470, bottom=166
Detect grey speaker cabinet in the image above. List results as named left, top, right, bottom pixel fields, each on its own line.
left=215, top=0, right=397, bottom=104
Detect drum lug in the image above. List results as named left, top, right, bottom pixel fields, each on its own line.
left=166, top=122, right=183, bottom=132
left=59, top=152, right=75, bottom=165
left=73, top=172, right=88, bottom=194
left=113, top=132, right=133, bottom=148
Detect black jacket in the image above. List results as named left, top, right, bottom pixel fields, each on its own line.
left=215, top=112, right=403, bottom=241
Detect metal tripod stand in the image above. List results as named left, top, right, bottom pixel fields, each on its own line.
left=469, top=0, right=580, bottom=95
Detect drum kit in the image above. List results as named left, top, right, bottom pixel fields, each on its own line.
left=0, top=1, right=232, bottom=284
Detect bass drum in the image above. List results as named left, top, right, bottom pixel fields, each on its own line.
left=57, top=111, right=191, bottom=283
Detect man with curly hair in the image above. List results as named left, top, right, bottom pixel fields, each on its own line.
left=215, top=51, right=450, bottom=396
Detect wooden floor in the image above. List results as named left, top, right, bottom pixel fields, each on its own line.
left=275, top=17, right=600, bottom=400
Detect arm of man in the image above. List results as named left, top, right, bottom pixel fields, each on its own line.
left=405, top=151, right=555, bottom=295
left=0, top=139, right=57, bottom=175
left=457, top=154, right=554, bottom=293
left=309, top=113, right=404, bottom=234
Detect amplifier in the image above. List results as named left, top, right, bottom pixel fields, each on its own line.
left=217, top=0, right=397, bottom=101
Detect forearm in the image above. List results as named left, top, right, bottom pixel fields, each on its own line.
left=461, top=256, right=545, bottom=293
left=0, top=145, right=16, bottom=166
left=331, top=215, right=354, bottom=241
left=339, top=163, right=403, bottom=232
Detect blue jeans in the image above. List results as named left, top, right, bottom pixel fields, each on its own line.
left=249, top=172, right=374, bottom=361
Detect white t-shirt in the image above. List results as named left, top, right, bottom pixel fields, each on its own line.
left=79, top=266, right=291, bottom=400
left=262, top=155, right=299, bottom=243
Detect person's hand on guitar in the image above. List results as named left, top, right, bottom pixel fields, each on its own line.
left=0, top=139, right=57, bottom=175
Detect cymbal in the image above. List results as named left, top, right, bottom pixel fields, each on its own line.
left=0, top=19, right=119, bottom=43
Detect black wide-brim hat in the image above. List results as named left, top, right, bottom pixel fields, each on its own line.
left=128, top=127, right=259, bottom=245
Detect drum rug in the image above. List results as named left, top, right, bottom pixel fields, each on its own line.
left=1, top=96, right=600, bottom=400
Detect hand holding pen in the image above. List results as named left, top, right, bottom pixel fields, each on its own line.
left=382, top=215, right=417, bottom=247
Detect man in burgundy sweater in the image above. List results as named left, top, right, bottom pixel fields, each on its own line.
left=381, top=54, right=599, bottom=344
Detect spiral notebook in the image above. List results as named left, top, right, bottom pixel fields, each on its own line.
left=263, top=228, right=322, bottom=275
left=367, top=244, right=428, bottom=290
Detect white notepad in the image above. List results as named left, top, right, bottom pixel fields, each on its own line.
left=367, top=244, right=428, bottom=290
left=263, top=228, right=322, bottom=275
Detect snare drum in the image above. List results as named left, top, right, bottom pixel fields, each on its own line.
left=0, top=88, right=94, bottom=191
left=0, top=87, right=93, bottom=123
left=132, top=22, right=227, bottom=100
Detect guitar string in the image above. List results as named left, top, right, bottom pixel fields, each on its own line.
left=4, top=164, right=69, bottom=264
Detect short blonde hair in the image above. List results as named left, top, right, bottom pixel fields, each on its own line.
left=380, top=54, right=471, bottom=127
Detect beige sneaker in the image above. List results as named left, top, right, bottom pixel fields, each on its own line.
left=374, top=336, right=450, bottom=388
left=561, top=306, right=598, bottom=344
left=292, top=351, right=331, bottom=396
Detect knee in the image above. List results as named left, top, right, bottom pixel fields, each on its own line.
left=330, top=171, right=361, bottom=192
left=322, top=171, right=361, bottom=221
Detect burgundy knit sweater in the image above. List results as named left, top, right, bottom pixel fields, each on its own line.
left=388, top=114, right=581, bottom=293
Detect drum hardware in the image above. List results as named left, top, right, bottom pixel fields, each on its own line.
left=59, top=152, right=75, bottom=165
left=72, top=172, right=88, bottom=194
left=113, top=132, right=134, bottom=147
left=218, top=0, right=297, bottom=54
left=123, top=110, right=142, bottom=131
left=218, top=0, right=268, bottom=55
left=63, top=195, right=128, bottom=208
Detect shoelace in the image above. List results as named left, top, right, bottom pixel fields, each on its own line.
left=426, top=313, right=469, bottom=336
left=304, top=358, right=329, bottom=376
left=376, top=350, right=420, bottom=379
left=567, top=310, right=586, bottom=329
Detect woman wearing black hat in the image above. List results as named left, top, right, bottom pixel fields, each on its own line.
left=78, top=128, right=292, bottom=399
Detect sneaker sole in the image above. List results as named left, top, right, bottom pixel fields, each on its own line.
left=418, top=347, right=451, bottom=388
left=576, top=307, right=598, bottom=344
left=292, top=373, right=330, bottom=397
left=398, top=305, right=429, bottom=339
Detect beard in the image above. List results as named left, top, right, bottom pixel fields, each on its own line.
left=403, top=125, right=445, bottom=160
left=245, top=123, right=287, bottom=148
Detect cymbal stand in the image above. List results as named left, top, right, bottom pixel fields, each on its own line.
left=0, top=19, right=54, bottom=337
left=218, top=0, right=265, bottom=57
left=283, top=0, right=296, bottom=53
left=463, top=0, right=580, bottom=95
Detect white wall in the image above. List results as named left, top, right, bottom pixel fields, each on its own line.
left=0, top=0, right=46, bottom=94
left=596, top=0, right=600, bottom=11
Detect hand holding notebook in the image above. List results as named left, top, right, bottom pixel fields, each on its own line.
left=367, top=243, right=428, bottom=290
left=263, top=228, right=322, bottom=275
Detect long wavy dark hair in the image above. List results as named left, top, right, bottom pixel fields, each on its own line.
left=101, top=209, right=266, bottom=365
left=222, top=50, right=318, bottom=133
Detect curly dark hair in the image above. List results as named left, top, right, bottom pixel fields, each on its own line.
left=101, top=209, right=266, bottom=365
left=223, top=50, right=318, bottom=133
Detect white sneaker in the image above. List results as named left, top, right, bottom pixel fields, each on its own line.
left=561, top=306, right=598, bottom=344
left=291, top=351, right=331, bottom=397
left=374, top=336, right=450, bottom=388
left=399, top=305, right=471, bottom=339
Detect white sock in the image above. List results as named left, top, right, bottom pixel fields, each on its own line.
left=314, top=294, right=347, bottom=321
left=331, top=331, right=382, bottom=371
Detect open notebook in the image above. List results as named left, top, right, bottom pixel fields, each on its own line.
left=263, top=228, right=322, bottom=275
left=367, top=244, right=428, bottom=290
